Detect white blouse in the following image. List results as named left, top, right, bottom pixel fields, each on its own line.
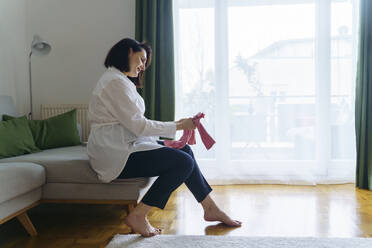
left=87, top=67, right=177, bottom=182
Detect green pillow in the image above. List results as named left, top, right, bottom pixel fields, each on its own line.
left=0, top=116, right=41, bottom=159
left=3, top=109, right=81, bottom=150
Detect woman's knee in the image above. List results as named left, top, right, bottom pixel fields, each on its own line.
left=176, top=153, right=194, bottom=175
left=182, top=144, right=193, bottom=155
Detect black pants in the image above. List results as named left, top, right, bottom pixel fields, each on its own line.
left=117, top=141, right=212, bottom=209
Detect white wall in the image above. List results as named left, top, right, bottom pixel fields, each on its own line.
left=0, top=0, right=29, bottom=114
left=0, top=0, right=135, bottom=118
left=27, top=0, right=135, bottom=119
left=1, top=0, right=136, bottom=118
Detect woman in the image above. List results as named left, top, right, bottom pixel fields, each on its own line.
left=87, top=38, right=241, bottom=237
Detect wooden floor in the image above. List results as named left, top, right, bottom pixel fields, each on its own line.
left=1, top=184, right=372, bottom=248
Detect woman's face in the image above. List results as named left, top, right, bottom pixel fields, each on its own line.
left=127, top=48, right=147, bottom=77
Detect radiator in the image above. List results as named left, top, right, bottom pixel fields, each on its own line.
left=40, top=104, right=90, bottom=142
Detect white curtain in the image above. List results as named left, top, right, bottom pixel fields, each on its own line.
left=173, top=0, right=360, bottom=185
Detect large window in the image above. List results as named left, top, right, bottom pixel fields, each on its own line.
left=174, top=0, right=359, bottom=184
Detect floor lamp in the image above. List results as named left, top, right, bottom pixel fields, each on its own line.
left=28, top=35, right=51, bottom=120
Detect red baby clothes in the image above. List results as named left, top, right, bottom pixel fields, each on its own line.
left=164, top=112, right=216, bottom=150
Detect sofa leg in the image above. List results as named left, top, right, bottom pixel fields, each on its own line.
left=17, top=212, right=37, bottom=237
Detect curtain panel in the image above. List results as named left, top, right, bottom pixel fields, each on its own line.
left=355, top=0, right=372, bottom=190
left=135, top=0, right=175, bottom=122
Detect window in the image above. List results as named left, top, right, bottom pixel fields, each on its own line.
left=173, top=0, right=359, bottom=184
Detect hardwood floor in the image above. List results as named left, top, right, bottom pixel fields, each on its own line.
left=1, top=184, right=371, bottom=248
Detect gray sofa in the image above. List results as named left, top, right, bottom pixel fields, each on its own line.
left=0, top=95, right=155, bottom=236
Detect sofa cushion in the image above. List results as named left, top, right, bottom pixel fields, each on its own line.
left=0, top=117, right=41, bottom=159
left=3, top=109, right=81, bottom=150
left=0, top=145, right=99, bottom=184
left=0, top=145, right=152, bottom=186
left=0, top=163, right=45, bottom=203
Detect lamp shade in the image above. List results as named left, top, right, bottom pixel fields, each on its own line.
left=31, top=35, right=51, bottom=56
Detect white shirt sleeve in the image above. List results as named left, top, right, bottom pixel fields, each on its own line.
left=100, top=79, right=177, bottom=139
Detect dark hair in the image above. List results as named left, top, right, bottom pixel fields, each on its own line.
left=104, top=38, right=152, bottom=88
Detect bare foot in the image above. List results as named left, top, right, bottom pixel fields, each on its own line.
left=204, top=206, right=242, bottom=227
left=124, top=213, right=161, bottom=237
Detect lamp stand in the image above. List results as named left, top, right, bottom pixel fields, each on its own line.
left=28, top=51, right=33, bottom=120
left=28, top=35, right=51, bottom=120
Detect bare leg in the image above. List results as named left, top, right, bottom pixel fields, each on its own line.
left=124, top=202, right=161, bottom=237
left=201, top=195, right=242, bottom=227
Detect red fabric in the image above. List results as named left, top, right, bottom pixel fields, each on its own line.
left=164, top=112, right=216, bottom=150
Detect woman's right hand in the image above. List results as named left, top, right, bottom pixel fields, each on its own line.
left=176, top=118, right=196, bottom=131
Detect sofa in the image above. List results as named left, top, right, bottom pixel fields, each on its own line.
left=0, top=95, right=155, bottom=236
